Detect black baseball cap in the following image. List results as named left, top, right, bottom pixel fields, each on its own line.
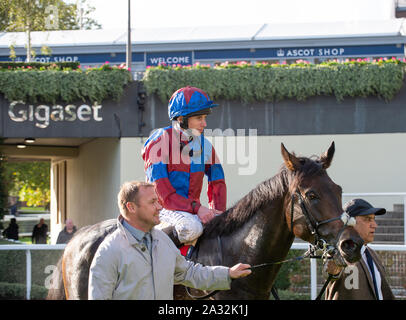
left=343, top=198, right=386, bottom=217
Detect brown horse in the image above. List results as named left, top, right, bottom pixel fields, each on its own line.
left=47, top=142, right=363, bottom=300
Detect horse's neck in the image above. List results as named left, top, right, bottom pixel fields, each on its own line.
left=240, top=198, right=294, bottom=263
left=213, top=197, right=295, bottom=299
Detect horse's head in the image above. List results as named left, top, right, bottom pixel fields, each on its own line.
left=281, top=142, right=363, bottom=265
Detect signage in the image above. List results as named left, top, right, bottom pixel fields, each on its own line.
left=8, top=101, right=103, bottom=129
left=0, top=52, right=144, bottom=64
left=146, top=51, right=193, bottom=66
left=0, top=83, right=142, bottom=138
left=194, top=44, right=404, bottom=60
left=1, top=44, right=403, bottom=67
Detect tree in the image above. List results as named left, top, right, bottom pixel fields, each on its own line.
left=0, top=139, right=8, bottom=220
left=4, top=161, right=50, bottom=208
left=0, top=0, right=101, bottom=61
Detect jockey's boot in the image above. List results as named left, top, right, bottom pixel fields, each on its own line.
left=161, top=225, right=183, bottom=248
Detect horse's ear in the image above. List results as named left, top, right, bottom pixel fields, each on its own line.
left=320, top=141, right=335, bottom=169
left=281, top=143, right=301, bottom=171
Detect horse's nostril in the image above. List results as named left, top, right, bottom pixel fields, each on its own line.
left=341, top=239, right=356, bottom=252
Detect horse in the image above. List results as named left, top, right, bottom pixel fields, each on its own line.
left=47, top=142, right=363, bottom=300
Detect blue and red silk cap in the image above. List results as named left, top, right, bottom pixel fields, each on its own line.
left=168, top=86, right=218, bottom=120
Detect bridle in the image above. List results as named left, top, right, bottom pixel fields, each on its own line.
left=186, top=189, right=357, bottom=301
left=290, top=189, right=356, bottom=258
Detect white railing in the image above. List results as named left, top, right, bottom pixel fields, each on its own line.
left=1, top=243, right=405, bottom=300
left=0, top=244, right=66, bottom=300
left=290, top=243, right=406, bottom=299
left=291, top=191, right=406, bottom=299
left=0, top=192, right=405, bottom=300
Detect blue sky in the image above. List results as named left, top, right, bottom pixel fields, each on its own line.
left=86, top=0, right=395, bottom=30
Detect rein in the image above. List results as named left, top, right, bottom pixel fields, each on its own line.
left=186, top=190, right=356, bottom=300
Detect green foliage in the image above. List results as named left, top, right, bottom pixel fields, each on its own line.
left=0, top=61, right=80, bottom=70
left=0, top=138, right=7, bottom=220
left=0, top=0, right=100, bottom=32
left=143, top=59, right=405, bottom=104
left=0, top=249, right=25, bottom=284
left=0, top=282, right=48, bottom=300
left=1, top=0, right=101, bottom=62
left=0, top=64, right=132, bottom=104
left=4, top=161, right=50, bottom=207
left=274, top=250, right=309, bottom=290
left=0, top=248, right=54, bottom=299
left=0, top=248, right=63, bottom=285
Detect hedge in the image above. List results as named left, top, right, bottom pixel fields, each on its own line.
left=0, top=61, right=80, bottom=70
left=0, top=137, right=7, bottom=220
left=0, top=248, right=63, bottom=287
left=0, top=63, right=132, bottom=104
left=143, top=59, right=405, bottom=104
left=0, top=282, right=48, bottom=300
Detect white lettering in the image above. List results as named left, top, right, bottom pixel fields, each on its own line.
left=65, top=105, right=77, bottom=121
left=8, top=101, right=27, bottom=122
left=344, top=265, right=359, bottom=290
left=158, top=304, right=193, bottom=317
left=50, top=105, right=64, bottom=121
left=150, top=57, right=159, bottom=64
left=44, top=265, right=58, bottom=289
left=77, top=104, right=92, bottom=121
left=28, top=105, right=34, bottom=121
left=92, top=104, right=103, bottom=121
left=8, top=102, right=104, bottom=128
left=45, top=5, right=59, bottom=30
left=35, top=105, right=50, bottom=128
left=149, top=56, right=191, bottom=65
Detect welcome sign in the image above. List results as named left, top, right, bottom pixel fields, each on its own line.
left=146, top=51, right=193, bottom=66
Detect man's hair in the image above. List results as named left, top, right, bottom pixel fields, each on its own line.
left=117, top=181, right=154, bottom=216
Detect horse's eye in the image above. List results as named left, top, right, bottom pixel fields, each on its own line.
left=306, top=191, right=319, bottom=201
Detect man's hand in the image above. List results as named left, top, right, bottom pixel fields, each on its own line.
left=229, top=263, right=252, bottom=279
left=197, top=206, right=216, bottom=224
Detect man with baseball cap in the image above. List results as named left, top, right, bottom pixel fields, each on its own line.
left=324, top=199, right=395, bottom=300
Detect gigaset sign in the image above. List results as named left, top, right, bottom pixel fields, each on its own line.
left=8, top=101, right=103, bottom=129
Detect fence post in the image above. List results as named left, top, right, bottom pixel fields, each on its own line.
left=403, top=196, right=406, bottom=246
left=310, top=258, right=317, bottom=299
left=26, top=249, right=31, bottom=300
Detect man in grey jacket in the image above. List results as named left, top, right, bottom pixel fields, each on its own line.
left=88, top=181, right=251, bottom=300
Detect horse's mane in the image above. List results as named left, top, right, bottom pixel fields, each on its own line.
left=203, top=155, right=324, bottom=238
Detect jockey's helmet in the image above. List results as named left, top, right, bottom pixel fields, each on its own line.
left=168, top=86, right=218, bottom=123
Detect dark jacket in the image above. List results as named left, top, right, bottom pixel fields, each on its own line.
left=56, top=226, right=77, bottom=244
left=3, top=222, right=19, bottom=240
left=325, top=247, right=395, bottom=300
left=32, top=223, right=48, bottom=244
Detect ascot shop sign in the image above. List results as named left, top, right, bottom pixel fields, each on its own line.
left=8, top=101, right=103, bottom=129
left=276, top=47, right=345, bottom=58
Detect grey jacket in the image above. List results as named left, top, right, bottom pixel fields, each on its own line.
left=88, top=217, right=231, bottom=300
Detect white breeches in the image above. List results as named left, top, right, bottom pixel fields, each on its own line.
left=156, top=208, right=203, bottom=243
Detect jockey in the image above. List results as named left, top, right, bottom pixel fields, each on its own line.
left=142, top=86, right=226, bottom=252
